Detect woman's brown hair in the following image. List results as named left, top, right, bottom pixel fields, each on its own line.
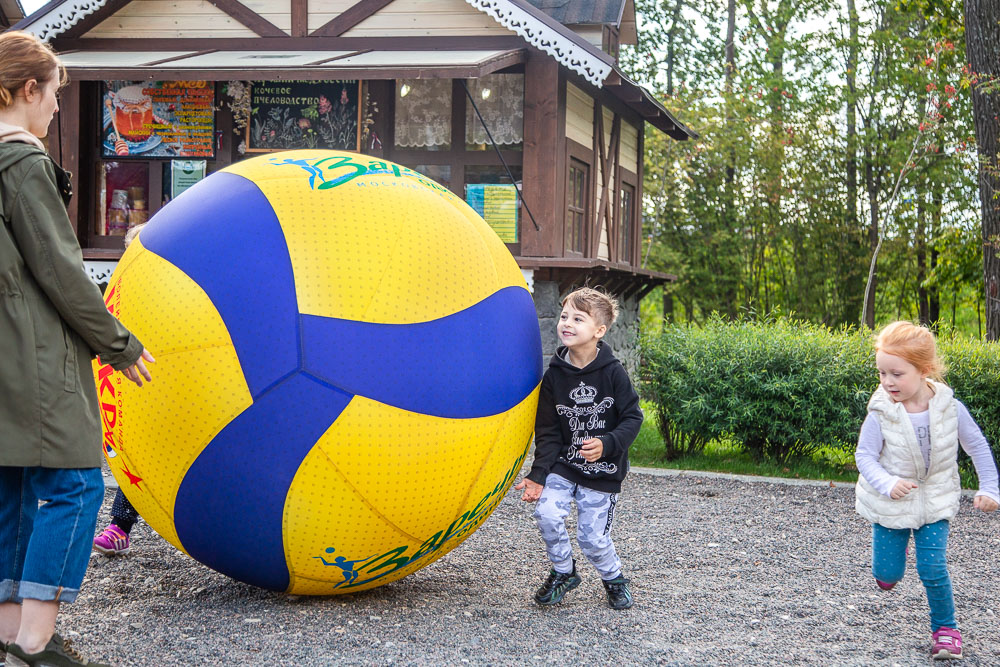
left=0, top=31, right=65, bottom=109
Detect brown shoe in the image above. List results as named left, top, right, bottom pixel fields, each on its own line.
left=5, top=633, right=110, bottom=666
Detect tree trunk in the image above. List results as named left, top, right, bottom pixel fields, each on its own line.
left=863, top=153, right=880, bottom=330
left=964, top=0, right=1000, bottom=339
left=843, top=0, right=861, bottom=324
left=917, top=194, right=929, bottom=325
left=846, top=0, right=859, bottom=246
left=666, top=0, right=684, bottom=97
left=930, top=187, right=942, bottom=326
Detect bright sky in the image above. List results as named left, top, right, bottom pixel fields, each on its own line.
left=20, top=0, right=47, bottom=16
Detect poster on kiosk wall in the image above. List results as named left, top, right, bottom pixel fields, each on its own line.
left=102, top=81, right=216, bottom=159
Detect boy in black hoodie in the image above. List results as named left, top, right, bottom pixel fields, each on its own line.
left=514, top=288, right=643, bottom=609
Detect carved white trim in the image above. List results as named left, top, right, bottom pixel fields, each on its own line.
left=84, top=260, right=118, bottom=286
left=520, top=268, right=534, bottom=292
left=20, top=0, right=112, bottom=42
left=465, top=0, right=612, bottom=87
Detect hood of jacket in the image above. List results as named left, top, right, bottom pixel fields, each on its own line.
left=549, top=341, right=619, bottom=374
left=0, top=120, right=45, bottom=152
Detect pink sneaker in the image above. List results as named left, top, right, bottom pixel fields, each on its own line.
left=93, top=524, right=131, bottom=555
left=875, top=578, right=896, bottom=591
left=931, top=627, right=962, bottom=660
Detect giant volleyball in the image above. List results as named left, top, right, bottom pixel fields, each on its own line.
left=96, top=150, right=542, bottom=594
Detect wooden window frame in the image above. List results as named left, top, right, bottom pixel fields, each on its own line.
left=565, top=140, right=592, bottom=257
left=616, top=168, right=637, bottom=265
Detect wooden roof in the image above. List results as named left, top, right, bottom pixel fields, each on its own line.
left=9, top=0, right=692, bottom=138
left=524, top=0, right=636, bottom=44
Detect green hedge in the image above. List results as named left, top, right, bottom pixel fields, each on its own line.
left=939, top=337, right=1000, bottom=456
left=642, top=318, right=1000, bottom=467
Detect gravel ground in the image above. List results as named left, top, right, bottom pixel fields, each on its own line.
left=50, top=468, right=1000, bottom=666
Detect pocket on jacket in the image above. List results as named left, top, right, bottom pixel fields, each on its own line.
left=61, top=321, right=78, bottom=393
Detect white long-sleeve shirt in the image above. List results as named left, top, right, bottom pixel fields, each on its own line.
left=855, top=400, right=1000, bottom=503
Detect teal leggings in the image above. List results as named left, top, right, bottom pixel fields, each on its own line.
left=872, top=519, right=955, bottom=631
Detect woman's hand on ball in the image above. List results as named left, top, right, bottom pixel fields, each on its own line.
left=514, top=478, right=543, bottom=502
left=122, top=349, right=155, bottom=387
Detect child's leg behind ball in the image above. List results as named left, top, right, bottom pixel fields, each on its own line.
left=533, top=474, right=577, bottom=573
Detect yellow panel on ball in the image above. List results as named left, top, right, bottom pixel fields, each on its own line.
left=99, top=150, right=542, bottom=594
left=225, top=151, right=523, bottom=323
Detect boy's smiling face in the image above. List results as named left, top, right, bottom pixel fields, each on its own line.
left=558, top=303, right=606, bottom=351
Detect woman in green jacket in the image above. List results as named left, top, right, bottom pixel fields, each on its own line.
left=0, top=31, right=154, bottom=667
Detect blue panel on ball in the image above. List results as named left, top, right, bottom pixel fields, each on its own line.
left=173, top=373, right=353, bottom=591
left=301, top=286, right=543, bottom=418
left=140, top=172, right=299, bottom=398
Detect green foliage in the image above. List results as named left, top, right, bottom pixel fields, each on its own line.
left=940, top=337, right=1000, bottom=459
left=642, top=319, right=1000, bottom=473
left=642, top=317, right=874, bottom=462
left=623, top=0, right=984, bottom=336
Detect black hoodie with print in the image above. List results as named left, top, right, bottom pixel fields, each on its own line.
left=526, top=342, right=643, bottom=493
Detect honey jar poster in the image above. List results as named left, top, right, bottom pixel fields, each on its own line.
left=101, top=81, right=216, bottom=159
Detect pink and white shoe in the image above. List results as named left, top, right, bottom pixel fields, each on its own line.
left=931, top=627, right=962, bottom=660
left=93, top=524, right=131, bottom=555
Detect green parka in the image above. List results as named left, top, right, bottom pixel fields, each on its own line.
left=0, top=140, right=142, bottom=468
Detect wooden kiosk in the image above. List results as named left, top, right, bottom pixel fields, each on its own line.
left=7, top=0, right=694, bottom=369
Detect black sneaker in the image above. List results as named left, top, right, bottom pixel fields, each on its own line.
left=533, top=563, right=582, bottom=605
left=5, top=633, right=110, bottom=666
left=603, top=575, right=633, bottom=609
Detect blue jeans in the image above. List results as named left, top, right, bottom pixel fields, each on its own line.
left=872, top=519, right=955, bottom=631
left=0, top=467, right=104, bottom=604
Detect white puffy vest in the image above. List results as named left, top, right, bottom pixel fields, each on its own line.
left=855, top=381, right=961, bottom=529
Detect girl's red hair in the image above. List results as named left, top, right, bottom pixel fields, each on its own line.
left=875, top=321, right=945, bottom=380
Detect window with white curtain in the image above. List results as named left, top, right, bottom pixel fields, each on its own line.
left=464, top=74, right=523, bottom=151
left=394, top=78, right=452, bottom=150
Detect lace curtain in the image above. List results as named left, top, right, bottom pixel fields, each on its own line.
left=465, top=74, right=523, bottom=147
left=394, top=78, right=452, bottom=148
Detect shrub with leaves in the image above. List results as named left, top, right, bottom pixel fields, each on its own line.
left=940, top=337, right=1000, bottom=478
left=644, top=318, right=1000, bottom=468
left=643, top=317, right=875, bottom=462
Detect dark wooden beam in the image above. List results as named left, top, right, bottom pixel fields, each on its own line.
left=520, top=50, right=564, bottom=257
left=637, top=280, right=665, bottom=300
left=312, top=0, right=395, bottom=37
left=558, top=269, right=590, bottom=294
left=54, top=35, right=527, bottom=52
left=592, top=109, right=620, bottom=259
left=291, top=0, right=307, bottom=37
left=592, top=106, right=605, bottom=258
left=56, top=81, right=80, bottom=234
left=207, top=0, right=287, bottom=37
left=58, top=0, right=132, bottom=39
left=634, top=121, right=645, bottom=266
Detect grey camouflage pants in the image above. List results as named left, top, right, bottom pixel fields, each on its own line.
left=533, top=472, right=622, bottom=580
